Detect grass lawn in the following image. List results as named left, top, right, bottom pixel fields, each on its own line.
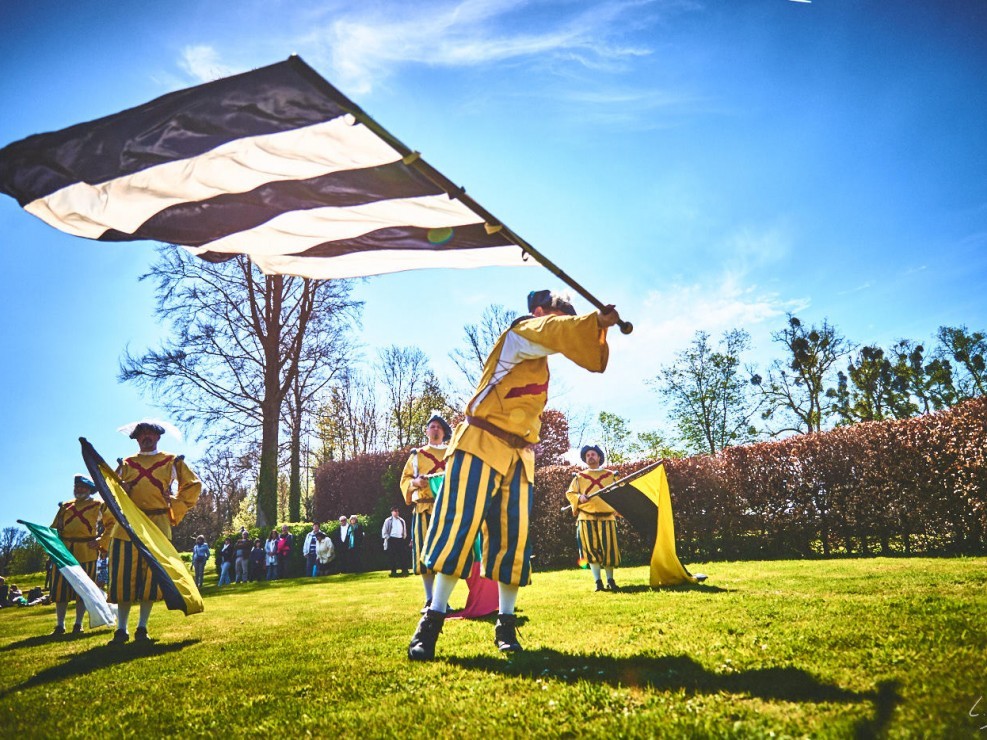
left=1, top=557, right=985, bottom=738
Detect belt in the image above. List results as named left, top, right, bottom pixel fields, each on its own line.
left=61, top=536, right=95, bottom=542
left=465, top=416, right=531, bottom=449
left=143, top=508, right=170, bottom=516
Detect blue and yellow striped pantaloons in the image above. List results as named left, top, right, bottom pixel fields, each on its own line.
left=576, top=518, right=621, bottom=568
left=421, top=450, right=533, bottom=587
left=108, top=539, right=164, bottom=603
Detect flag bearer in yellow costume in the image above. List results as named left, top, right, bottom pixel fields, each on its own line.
left=103, top=420, right=201, bottom=644
left=400, top=412, right=452, bottom=613
left=565, top=444, right=621, bottom=593
left=50, top=475, right=104, bottom=635
left=408, top=290, right=620, bottom=661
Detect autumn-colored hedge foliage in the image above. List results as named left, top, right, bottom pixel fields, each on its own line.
left=662, top=396, right=987, bottom=560
left=313, top=398, right=987, bottom=569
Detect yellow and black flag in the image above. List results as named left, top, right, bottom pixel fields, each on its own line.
left=80, top=437, right=204, bottom=615
left=599, top=463, right=705, bottom=587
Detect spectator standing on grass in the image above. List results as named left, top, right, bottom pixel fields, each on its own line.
left=265, top=530, right=279, bottom=580
left=316, top=531, right=335, bottom=575
left=303, top=523, right=323, bottom=577
left=234, top=532, right=251, bottom=584
left=277, top=525, right=294, bottom=578
left=249, top=539, right=265, bottom=581
left=191, top=535, right=210, bottom=589
left=348, top=515, right=365, bottom=573
left=334, top=516, right=351, bottom=573
left=218, top=536, right=234, bottom=587
left=96, top=553, right=108, bottom=591
left=382, top=507, right=409, bottom=577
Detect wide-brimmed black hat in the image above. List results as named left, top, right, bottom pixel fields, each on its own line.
left=73, top=475, right=96, bottom=492
left=426, top=413, right=452, bottom=442
left=580, top=444, right=605, bottom=465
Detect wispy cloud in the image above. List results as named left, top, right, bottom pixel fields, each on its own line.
left=549, top=272, right=807, bottom=429
left=179, top=45, right=241, bottom=83
left=304, top=0, right=680, bottom=94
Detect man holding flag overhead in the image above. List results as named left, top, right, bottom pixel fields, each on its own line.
left=103, top=420, right=201, bottom=643
left=49, top=475, right=104, bottom=635
left=408, top=290, right=621, bottom=661
left=565, top=444, right=622, bottom=593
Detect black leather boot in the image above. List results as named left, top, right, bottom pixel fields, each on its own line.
left=494, top=613, right=523, bottom=653
left=595, top=579, right=605, bottom=592
left=408, top=609, right=445, bottom=661
left=607, top=578, right=620, bottom=592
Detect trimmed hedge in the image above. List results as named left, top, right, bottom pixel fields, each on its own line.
left=312, top=397, right=987, bottom=568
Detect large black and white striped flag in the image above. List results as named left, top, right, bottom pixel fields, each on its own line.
left=0, top=56, right=534, bottom=279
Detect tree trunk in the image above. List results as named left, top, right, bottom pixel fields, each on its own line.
left=288, top=401, right=303, bottom=522
left=257, top=403, right=280, bottom=528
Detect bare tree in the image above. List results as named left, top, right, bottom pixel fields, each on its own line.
left=450, top=304, right=518, bottom=395
left=936, top=325, right=987, bottom=400
left=282, top=304, right=356, bottom=521
left=0, top=526, right=27, bottom=576
left=316, top=369, right=384, bottom=462
left=377, top=345, right=450, bottom=448
left=653, top=329, right=762, bottom=454
left=754, top=316, right=852, bottom=435
left=120, top=247, right=360, bottom=528
left=172, top=447, right=253, bottom=544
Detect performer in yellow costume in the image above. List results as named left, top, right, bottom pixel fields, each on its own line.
left=103, top=420, right=201, bottom=644
left=50, top=475, right=104, bottom=635
left=565, top=444, right=621, bottom=592
left=408, top=289, right=620, bottom=660
left=400, top=412, right=451, bottom=612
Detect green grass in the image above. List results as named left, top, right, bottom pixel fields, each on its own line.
left=1, top=558, right=985, bottom=738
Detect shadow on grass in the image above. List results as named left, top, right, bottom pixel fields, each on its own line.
left=448, top=649, right=902, bottom=735
left=450, top=648, right=869, bottom=703
left=0, top=629, right=112, bottom=653
left=0, top=638, right=200, bottom=700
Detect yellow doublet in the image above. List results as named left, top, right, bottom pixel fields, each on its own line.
left=447, top=312, right=609, bottom=480
left=106, top=451, right=202, bottom=542
left=400, top=445, right=448, bottom=514
left=565, top=469, right=618, bottom=520
left=51, top=498, right=103, bottom=563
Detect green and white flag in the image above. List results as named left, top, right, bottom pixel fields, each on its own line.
left=18, top=520, right=116, bottom=628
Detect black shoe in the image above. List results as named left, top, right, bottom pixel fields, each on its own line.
left=389, top=572, right=398, bottom=578
left=72, top=623, right=84, bottom=635
left=420, top=599, right=432, bottom=615
left=135, top=626, right=150, bottom=642
left=51, top=625, right=66, bottom=636
left=595, top=579, right=605, bottom=592
left=109, top=629, right=129, bottom=645
left=408, top=609, right=445, bottom=661
left=607, top=579, right=620, bottom=592
left=494, top=613, right=523, bottom=653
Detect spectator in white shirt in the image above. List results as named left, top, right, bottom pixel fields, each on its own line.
left=382, top=507, right=409, bottom=577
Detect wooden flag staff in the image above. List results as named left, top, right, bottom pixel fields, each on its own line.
left=560, top=459, right=665, bottom=512
left=290, top=56, right=634, bottom=335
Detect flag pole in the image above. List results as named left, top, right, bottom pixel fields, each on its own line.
left=288, top=56, right=634, bottom=335
left=560, top=459, right=665, bottom=512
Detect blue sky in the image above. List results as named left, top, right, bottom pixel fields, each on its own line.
left=2, top=0, right=986, bottom=531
